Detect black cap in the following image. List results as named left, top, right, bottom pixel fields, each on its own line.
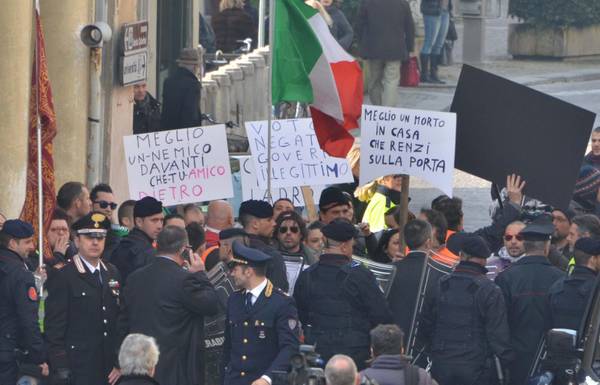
left=463, top=234, right=491, bottom=259
left=72, top=212, right=111, bottom=238
left=231, top=240, right=272, bottom=266
left=319, top=187, right=350, bottom=212
left=574, top=237, right=600, bottom=255
left=553, top=207, right=576, bottom=223
left=239, top=200, right=273, bottom=219
left=321, top=218, right=357, bottom=242
left=1, top=220, right=34, bottom=239
left=219, top=228, right=248, bottom=240
left=520, top=215, right=553, bottom=241
left=134, top=196, right=163, bottom=218
left=446, top=232, right=467, bottom=256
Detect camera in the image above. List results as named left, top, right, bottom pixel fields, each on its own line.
left=273, top=345, right=326, bottom=385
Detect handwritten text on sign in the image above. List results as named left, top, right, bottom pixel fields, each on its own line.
left=238, top=156, right=324, bottom=207
left=124, top=125, right=234, bottom=205
left=359, top=105, right=456, bottom=196
left=245, top=119, right=353, bottom=189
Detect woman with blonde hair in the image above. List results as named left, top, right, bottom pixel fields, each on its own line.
left=356, top=174, right=404, bottom=233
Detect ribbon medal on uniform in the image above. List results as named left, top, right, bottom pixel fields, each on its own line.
left=258, top=330, right=266, bottom=339
left=27, top=286, right=38, bottom=302
left=108, top=279, right=120, bottom=297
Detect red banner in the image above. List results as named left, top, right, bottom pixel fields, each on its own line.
left=20, top=10, right=58, bottom=263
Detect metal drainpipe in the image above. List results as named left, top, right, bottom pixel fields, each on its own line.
left=86, top=0, right=110, bottom=187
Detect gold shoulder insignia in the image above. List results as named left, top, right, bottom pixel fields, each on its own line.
left=265, top=280, right=273, bottom=298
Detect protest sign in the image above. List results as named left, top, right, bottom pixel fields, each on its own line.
left=237, top=156, right=324, bottom=207
left=359, top=105, right=456, bottom=196
left=245, top=118, right=353, bottom=189
left=450, top=65, right=596, bottom=209
left=124, top=125, right=233, bottom=206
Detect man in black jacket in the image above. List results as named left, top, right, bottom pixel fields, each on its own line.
left=356, top=0, right=415, bottom=107
left=110, top=197, right=164, bottom=284
left=294, top=219, right=393, bottom=370
left=495, top=215, right=564, bottom=385
left=161, top=48, right=203, bottom=130
left=119, top=225, right=219, bottom=385
left=45, top=213, right=122, bottom=385
left=133, top=82, right=161, bottom=134
left=0, top=220, right=47, bottom=384
left=239, top=200, right=289, bottom=292
left=548, top=237, right=600, bottom=330
left=419, top=233, right=514, bottom=385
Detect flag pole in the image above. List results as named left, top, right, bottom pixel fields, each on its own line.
left=266, top=0, right=276, bottom=202
left=35, top=1, right=44, bottom=274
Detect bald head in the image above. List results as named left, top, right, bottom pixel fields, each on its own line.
left=325, top=355, right=358, bottom=385
left=206, top=200, right=234, bottom=230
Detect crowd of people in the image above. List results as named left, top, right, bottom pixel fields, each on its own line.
left=2, top=130, right=600, bottom=385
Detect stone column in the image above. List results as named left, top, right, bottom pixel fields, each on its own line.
left=246, top=53, right=267, bottom=119
left=0, top=1, right=33, bottom=216
left=41, top=0, right=93, bottom=188
left=209, top=70, right=232, bottom=124
left=237, top=60, right=256, bottom=122
left=224, top=65, right=244, bottom=131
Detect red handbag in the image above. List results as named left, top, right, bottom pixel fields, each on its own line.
left=400, top=57, right=420, bottom=87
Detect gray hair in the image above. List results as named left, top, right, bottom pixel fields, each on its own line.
left=523, top=239, right=549, bottom=255
left=157, top=225, right=189, bottom=255
left=325, top=355, right=357, bottom=385
left=119, top=334, right=160, bottom=376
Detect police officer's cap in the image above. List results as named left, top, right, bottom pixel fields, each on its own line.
left=460, top=234, right=491, bottom=259
left=319, top=187, right=350, bottom=212
left=219, top=228, right=248, bottom=240
left=321, top=218, right=358, bottom=242
left=1, top=219, right=34, bottom=239
left=519, top=215, right=553, bottom=241
left=230, top=240, right=272, bottom=266
left=574, top=237, right=600, bottom=256
left=72, top=212, right=111, bottom=238
left=134, top=196, right=163, bottom=218
left=239, top=200, right=273, bottom=219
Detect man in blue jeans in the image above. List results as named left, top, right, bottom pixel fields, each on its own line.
left=420, top=0, right=451, bottom=84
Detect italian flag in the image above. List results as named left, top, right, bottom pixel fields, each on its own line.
left=272, top=0, right=363, bottom=158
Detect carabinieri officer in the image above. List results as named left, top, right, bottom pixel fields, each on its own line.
left=222, top=241, right=300, bottom=385
left=45, top=212, right=122, bottom=385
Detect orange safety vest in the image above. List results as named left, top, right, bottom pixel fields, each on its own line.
left=201, top=245, right=218, bottom=263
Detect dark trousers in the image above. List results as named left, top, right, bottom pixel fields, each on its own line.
left=431, top=361, right=492, bottom=385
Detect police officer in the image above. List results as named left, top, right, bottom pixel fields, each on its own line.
left=548, top=237, right=600, bottom=330
left=45, top=212, right=122, bottom=385
left=0, top=220, right=47, bottom=383
left=238, top=200, right=289, bottom=292
left=419, top=233, right=514, bottom=385
left=293, top=218, right=393, bottom=370
left=110, top=196, right=163, bottom=284
left=495, top=215, right=564, bottom=385
left=222, top=240, right=300, bottom=385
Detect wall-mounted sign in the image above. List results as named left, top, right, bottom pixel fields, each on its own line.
left=119, top=20, right=148, bottom=86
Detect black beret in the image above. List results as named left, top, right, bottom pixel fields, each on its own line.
left=574, top=237, right=600, bottom=255
left=134, top=196, right=163, bottom=218
left=72, top=212, right=111, bottom=238
left=520, top=214, right=553, bottom=241
left=231, top=240, right=271, bottom=266
left=219, top=228, right=248, bottom=240
left=319, top=187, right=350, bottom=212
left=446, top=232, right=467, bottom=256
left=239, top=200, right=273, bottom=219
left=1, top=219, right=34, bottom=239
left=321, top=218, right=357, bottom=242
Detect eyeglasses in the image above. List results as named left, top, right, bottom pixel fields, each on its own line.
left=504, top=234, right=524, bottom=242
left=279, top=226, right=299, bottom=234
left=94, top=200, right=117, bottom=210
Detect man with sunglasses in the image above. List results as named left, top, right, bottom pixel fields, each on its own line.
left=118, top=225, right=219, bottom=385
left=486, top=221, right=526, bottom=280
left=274, top=211, right=319, bottom=265
left=91, top=183, right=123, bottom=261
left=222, top=241, right=300, bottom=385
